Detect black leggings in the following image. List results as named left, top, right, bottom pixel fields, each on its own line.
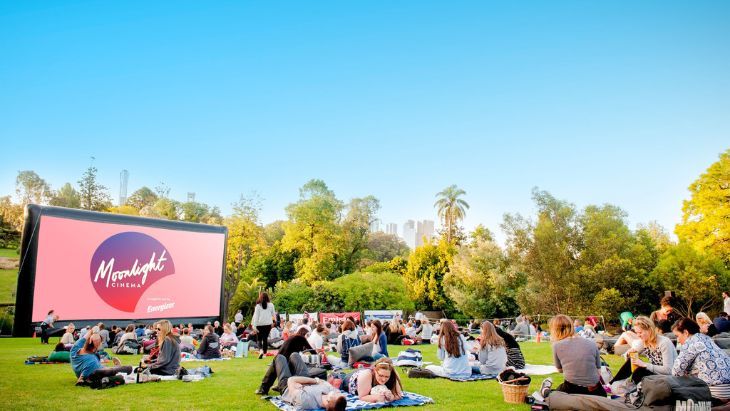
left=556, top=380, right=607, bottom=397
left=256, top=325, right=272, bottom=354
left=87, top=366, right=133, bottom=382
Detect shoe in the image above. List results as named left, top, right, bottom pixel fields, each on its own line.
left=540, top=377, right=553, bottom=399
left=255, top=387, right=268, bottom=395
left=272, top=385, right=282, bottom=393
left=258, top=352, right=264, bottom=359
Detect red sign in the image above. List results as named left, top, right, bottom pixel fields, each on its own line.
left=319, top=312, right=361, bottom=323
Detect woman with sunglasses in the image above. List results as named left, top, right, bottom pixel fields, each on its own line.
left=140, top=320, right=180, bottom=376
left=346, top=358, right=403, bottom=403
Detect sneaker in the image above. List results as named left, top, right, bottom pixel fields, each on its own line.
left=255, top=387, right=268, bottom=395
left=272, top=385, right=283, bottom=393
left=540, top=377, right=553, bottom=399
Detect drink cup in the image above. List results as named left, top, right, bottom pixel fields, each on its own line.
left=629, top=352, right=638, bottom=372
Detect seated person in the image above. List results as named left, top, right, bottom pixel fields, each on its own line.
left=425, top=320, right=471, bottom=378
left=471, top=321, right=507, bottom=376
left=549, top=315, right=605, bottom=397
left=494, top=325, right=525, bottom=369
left=179, top=327, right=196, bottom=352
left=307, top=324, right=329, bottom=353
left=714, top=312, right=730, bottom=334
left=71, top=328, right=132, bottom=385
left=614, top=316, right=676, bottom=384
left=139, top=320, right=180, bottom=376
left=386, top=321, right=404, bottom=345
left=197, top=325, right=221, bottom=359
left=510, top=317, right=531, bottom=340
left=278, top=353, right=346, bottom=410
left=574, top=319, right=584, bottom=333
left=578, top=323, right=596, bottom=340
left=327, top=320, right=361, bottom=367
left=672, top=318, right=730, bottom=401
left=697, top=312, right=719, bottom=337
left=60, top=323, right=76, bottom=347
left=346, top=358, right=403, bottom=403
left=367, top=320, right=388, bottom=361
left=655, top=296, right=682, bottom=334
left=417, top=318, right=433, bottom=344
left=256, top=333, right=314, bottom=395
left=219, top=324, right=239, bottom=348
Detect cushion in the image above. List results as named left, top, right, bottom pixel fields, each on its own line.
left=48, top=351, right=70, bottom=362
left=348, top=342, right=374, bottom=366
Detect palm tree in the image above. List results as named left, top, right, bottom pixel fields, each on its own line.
left=434, top=185, right=469, bottom=243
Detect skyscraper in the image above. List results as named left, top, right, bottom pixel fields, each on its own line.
left=119, top=170, right=129, bottom=206
left=416, top=219, right=435, bottom=247
left=402, top=220, right=417, bottom=249
left=385, top=223, right=398, bottom=236
left=369, top=219, right=382, bottom=233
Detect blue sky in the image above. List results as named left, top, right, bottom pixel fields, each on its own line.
left=1, top=1, right=728, bottom=243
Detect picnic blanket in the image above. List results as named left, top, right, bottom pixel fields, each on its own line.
left=180, top=352, right=231, bottom=362
left=269, top=391, right=434, bottom=411
left=516, top=364, right=558, bottom=376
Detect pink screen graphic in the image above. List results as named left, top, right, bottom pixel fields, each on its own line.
left=31, top=216, right=225, bottom=322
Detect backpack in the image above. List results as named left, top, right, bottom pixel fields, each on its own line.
left=408, top=367, right=436, bottom=379
left=90, top=375, right=125, bottom=389
left=116, top=339, right=140, bottom=355
left=626, top=375, right=712, bottom=408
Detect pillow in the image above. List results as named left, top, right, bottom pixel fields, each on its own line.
left=348, top=342, right=374, bottom=366
left=48, top=351, right=70, bottom=362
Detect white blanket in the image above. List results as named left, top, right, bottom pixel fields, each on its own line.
left=516, top=364, right=558, bottom=375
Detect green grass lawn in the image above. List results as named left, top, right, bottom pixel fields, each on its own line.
left=0, top=247, right=19, bottom=258
left=0, top=338, right=626, bottom=410
left=0, top=269, right=18, bottom=304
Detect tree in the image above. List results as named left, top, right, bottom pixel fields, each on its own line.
left=126, top=187, right=158, bottom=210
left=228, top=277, right=265, bottom=320
left=403, top=239, right=455, bottom=311
left=150, top=198, right=180, bottom=220
left=360, top=232, right=410, bottom=268
left=282, top=180, right=343, bottom=283
left=0, top=196, right=24, bottom=235
left=180, top=201, right=210, bottom=223
left=434, top=185, right=469, bottom=244
left=650, top=243, right=730, bottom=317
left=49, top=183, right=81, bottom=209
left=224, top=198, right=267, bottom=317
left=337, top=196, right=380, bottom=274
left=15, top=170, right=51, bottom=206
left=469, top=224, right=494, bottom=243
left=675, top=149, right=730, bottom=263
left=444, top=238, right=522, bottom=318
left=78, top=166, right=112, bottom=211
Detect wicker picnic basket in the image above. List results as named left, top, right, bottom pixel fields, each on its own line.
left=499, top=380, right=530, bottom=404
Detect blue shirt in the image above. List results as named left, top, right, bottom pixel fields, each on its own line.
left=71, top=338, right=102, bottom=378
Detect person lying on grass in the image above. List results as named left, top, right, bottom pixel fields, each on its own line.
left=345, top=358, right=403, bottom=403
left=71, top=328, right=132, bottom=385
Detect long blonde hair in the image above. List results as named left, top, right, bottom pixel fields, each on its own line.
left=633, top=316, right=658, bottom=348
left=479, top=321, right=505, bottom=350
left=549, top=315, right=574, bottom=342
left=157, top=320, right=173, bottom=345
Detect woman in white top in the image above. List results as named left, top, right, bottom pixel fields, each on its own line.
left=425, top=320, right=472, bottom=378
left=307, top=324, right=329, bottom=352
left=220, top=323, right=239, bottom=348
left=251, top=292, right=276, bottom=359
left=418, top=318, right=433, bottom=344
left=60, top=323, right=76, bottom=346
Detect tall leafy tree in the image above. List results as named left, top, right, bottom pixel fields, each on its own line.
left=282, top=180, right=343, bottom=283
left=337, top=196, right=380, bottom=274
left=126, top=186, right=158, bottom=210
left=444, top=238, right=522, bottom=318
left=225, top=198, right=266, bottom=318
left=15, top=170, right=51, bottom=206
left=49, top=183, right=81, bottom=209
left=434, top=185, right=469, bottom=244
left=404, top=239, right=455, bottom=311
left=78, top=166, right=112, bottom=211
left=675, top=149, right=730, bottom=263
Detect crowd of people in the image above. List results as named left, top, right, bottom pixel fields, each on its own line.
left=37, top=290, right=730, bottom=408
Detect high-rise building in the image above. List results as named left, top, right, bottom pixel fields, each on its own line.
left=369, top=219, right=381, bottom=233
left=416, top=219, right=435, bottom=247
left=385, top=223, right=398, bottom=236
left=402, top=220, right=417, bottom=249
left=119, top=170, right=129, bottom=206
left=187, top=192, right=196, bottom=203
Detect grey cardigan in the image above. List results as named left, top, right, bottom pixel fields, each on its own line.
left=642, top=335, right=677, bottom=375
